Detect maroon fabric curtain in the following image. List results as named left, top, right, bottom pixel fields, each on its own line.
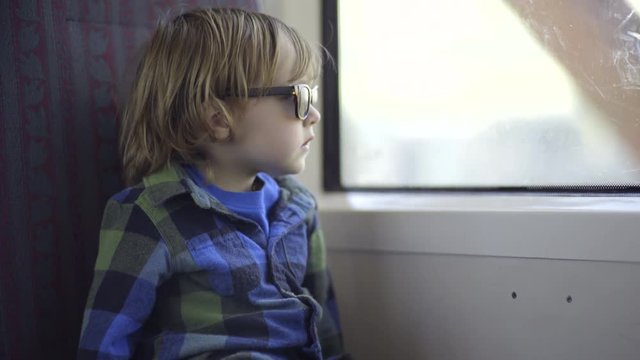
left=0, top=1, right=259, bottom=358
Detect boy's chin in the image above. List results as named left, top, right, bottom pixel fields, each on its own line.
left=264, top=162, right=305, bottom=178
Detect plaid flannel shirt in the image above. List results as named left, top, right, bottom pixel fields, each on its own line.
left=78, top=164, right=344, bottom=359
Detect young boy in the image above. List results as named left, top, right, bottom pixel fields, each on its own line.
left=78, top=7, right=346, bottom=360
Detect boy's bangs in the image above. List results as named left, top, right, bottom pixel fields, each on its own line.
left=280, top=25, right=322, bottom=85
left=231, top=23, right=321, bottom=100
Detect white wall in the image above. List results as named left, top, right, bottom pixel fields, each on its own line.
left=261, top=2, right=640, bottom=359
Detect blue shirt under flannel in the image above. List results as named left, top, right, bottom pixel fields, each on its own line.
left=182, top=164, right=280, bottom=236
left=78, top=163, right=345, bottom=359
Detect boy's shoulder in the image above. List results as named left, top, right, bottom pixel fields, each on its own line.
left=272, top=175, right=319, bottom=227
left=109, top=182, right=147, bottom=205
left=273, top=175, right=317, bottom=208
left=109, top=164, right=190, bottom=208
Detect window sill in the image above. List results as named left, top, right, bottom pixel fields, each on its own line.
left=317, top=192, right=640, bottom=263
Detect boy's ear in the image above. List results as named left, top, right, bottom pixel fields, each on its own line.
left=203, top=103, right=231, bottom=141
left=210, top=112, right=231, bottom=141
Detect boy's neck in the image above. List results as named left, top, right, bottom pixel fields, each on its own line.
left=196, top=163, right=258, bottom=193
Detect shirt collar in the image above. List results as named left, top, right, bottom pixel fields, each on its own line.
left=141, top=162, right=316, bottom=221
left=141, top=163, right=217, bottom=208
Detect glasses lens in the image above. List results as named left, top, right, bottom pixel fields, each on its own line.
left=297, top=85, right=310, bottom=120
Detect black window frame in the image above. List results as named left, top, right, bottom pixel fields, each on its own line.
left=322, top=0, right=342, bottom=191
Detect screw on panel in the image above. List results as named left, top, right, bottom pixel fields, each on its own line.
left=566, top=295, right=573, bottom=303
left=511, top=291, right=517, bottom=299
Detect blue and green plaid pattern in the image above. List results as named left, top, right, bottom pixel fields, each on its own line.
left=78, top=164, right=344, bottom=359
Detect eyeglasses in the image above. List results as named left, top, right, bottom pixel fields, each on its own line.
left=244, top=84, right=318, bottom=120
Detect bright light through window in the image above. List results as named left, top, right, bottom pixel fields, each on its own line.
left=337, top=0, right=640, bottom=188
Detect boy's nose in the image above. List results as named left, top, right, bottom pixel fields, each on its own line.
left=305, top=105, right=321, bottom=126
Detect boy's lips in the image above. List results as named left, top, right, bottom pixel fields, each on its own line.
left=302, top=136, right=315, bottom=147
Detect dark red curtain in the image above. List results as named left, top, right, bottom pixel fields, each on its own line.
left=0, top=1, right=259, bottom=358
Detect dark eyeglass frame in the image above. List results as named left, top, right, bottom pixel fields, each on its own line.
left=243, top=84, right=318, bottom=120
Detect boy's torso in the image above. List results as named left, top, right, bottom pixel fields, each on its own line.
left=110, top=164, right=323, bottom=359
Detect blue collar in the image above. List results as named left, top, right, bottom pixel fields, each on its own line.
left=182, top=165, right=280, bottom=235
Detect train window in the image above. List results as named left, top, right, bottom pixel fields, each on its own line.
left=322, top=0, right=640, bottom=192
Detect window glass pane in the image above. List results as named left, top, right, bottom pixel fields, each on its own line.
left=338, top=0, right=640, bottom=187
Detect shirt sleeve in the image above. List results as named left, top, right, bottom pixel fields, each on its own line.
left=302, top=210, right=348, bottom=359
left=77, top=197, right=171, bottom=359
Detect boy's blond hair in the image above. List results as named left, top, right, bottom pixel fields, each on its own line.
left=120, top=7, right=322, bottom=185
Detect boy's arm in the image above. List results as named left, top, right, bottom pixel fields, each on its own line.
left=303, top=211, right=347, bottom=359
left=78, top=198, right=171, bottom=359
